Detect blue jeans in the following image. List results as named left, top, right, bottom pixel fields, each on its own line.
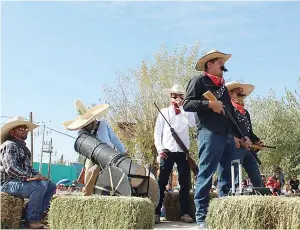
left=234, top=148, right=262, bottom=187
left=0, top=179, right=56, bottom=222
left=194, top=128, right=236, bottom=224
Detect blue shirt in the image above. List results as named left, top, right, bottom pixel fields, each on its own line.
left=79, top=120, right=126, bottom=155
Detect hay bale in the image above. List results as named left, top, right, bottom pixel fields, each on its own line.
left=206, top=196, right=300, bottom=229
left=163, top=192, right=217, bottom=221
left=48, top=195, right=154, bottom=229
left=1, top=192, right=24, bottom=229
left=284, top=193, right=300, bottom=197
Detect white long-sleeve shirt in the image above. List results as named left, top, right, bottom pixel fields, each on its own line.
left=154, top=106, right=196, bottom=154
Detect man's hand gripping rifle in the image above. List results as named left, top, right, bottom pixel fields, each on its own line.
left=202, top=91, right=277, bottom=165
left=154, top=103, right=199, bottom=180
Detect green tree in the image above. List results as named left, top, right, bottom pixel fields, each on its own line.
left=248, top=78, right=300, bottom=178
left=100, top=44, right=201, bottom=172
left=53, top=154, right=68, bottom=165
left=77, top=154, right=85, bottom=165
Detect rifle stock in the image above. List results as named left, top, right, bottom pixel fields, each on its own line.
left=171, top=130, right=199, bottom=178
left=203, top=91, right=217, bottom=101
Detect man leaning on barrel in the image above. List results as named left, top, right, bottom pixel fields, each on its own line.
left=62, top=100, right=127, bottom=195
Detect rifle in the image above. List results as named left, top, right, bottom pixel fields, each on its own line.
left=154, top=103, right=199, bottom=179
left=251, top=144, right=277, bottom=150
left=202, top=91, right=263, bottom=165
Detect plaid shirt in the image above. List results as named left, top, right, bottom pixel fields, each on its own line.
left=0, top=138, right=39, bottom=185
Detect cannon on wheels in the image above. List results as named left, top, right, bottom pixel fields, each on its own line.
left=74, top=133, right=160, bottom=206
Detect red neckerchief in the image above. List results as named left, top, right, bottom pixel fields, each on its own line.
left=204, top=72, right=224, bottom=87
left=171, top=102, right=181, bottom=115
left=231, top=100, right=246, bottom=115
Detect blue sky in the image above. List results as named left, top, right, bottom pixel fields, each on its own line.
left=1, top=1, right=300, bottom=164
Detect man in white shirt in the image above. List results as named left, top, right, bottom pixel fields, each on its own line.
left=154, top=84, right=196, bottom=224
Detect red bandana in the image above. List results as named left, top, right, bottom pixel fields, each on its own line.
left=204, top=72, right=225, bottom=87
left=171, top=102, right=181, bottom=115
left=231, top=100, right=246, bottom=115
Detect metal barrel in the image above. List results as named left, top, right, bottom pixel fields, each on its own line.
left=74, top=133, right=145, bottom=187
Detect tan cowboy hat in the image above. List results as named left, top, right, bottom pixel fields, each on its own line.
left=195, top=49, right=231, bottom=71
left=163, top=84, right=185, bottom=96
left=0, top=116, right=39, bottom=144
left=226, top=81, right=255, bottom=97
left=62, top=100, right=109, bottom=131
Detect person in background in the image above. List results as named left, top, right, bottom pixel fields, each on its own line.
left=275, top=166, right=285, bottom=193
left=154, top=84, right=196, bottom=224
left=289, top=175, right=300, bottom=193
left=266, top=172, right=281, bottom=196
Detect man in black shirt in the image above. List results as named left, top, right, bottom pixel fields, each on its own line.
left=226, top=81, right=263, bottom=187
left=290, top=175, right=300, bottom=193
left=183, top=50, right=251, bottom=228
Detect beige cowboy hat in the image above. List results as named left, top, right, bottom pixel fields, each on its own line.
left=62, top=100, right=109, bottom=131
left=195, top=49, right=232, bottom=71
left=163, top=84, right=185, bottom=96
left=0, top=116, right=39, bottom=144
left=226, top=81, right=255, bottom=97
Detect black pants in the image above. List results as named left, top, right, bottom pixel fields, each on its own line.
left=155, top=151, right=190, bottom=216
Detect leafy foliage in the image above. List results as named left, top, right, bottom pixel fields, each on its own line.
left=248, top=78, right=300, bottom=178
left=100, top=44, right=201, bottom=168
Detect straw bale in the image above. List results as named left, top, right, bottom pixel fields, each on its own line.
left=1, top=192, right=24, bottom=229
left=48, top=195, right=154, bottom=229
left=206, top=195, right=300, bottom=229
left=163, top=192, right=218, bottom=221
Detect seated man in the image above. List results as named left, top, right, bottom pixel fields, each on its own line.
left=266, top=172, right=281, bottom=196
left=63, top=100, right=127, bottom=195
left=0, top=117, right=56, bottom=229
left=289, top=175, right=300, bottom=193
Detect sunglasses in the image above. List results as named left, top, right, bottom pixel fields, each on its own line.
left=171, top=95, right=184, bottom=99
left=14, top=126, right=29, bottom=132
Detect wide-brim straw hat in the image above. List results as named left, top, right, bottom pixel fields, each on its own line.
left=163, top=84, right=185, bottom=96
left=63, top=100, right=109, bottom=131
left=1, top=116, right=39, bottom=144
left=226, top=81, right=255, bottom=97
left=195, top=49, right=231, bottom=71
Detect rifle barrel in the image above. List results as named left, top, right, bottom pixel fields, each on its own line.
left=252, top=144, right=276, bottom=149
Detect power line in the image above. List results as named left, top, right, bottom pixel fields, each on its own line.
left=45, top=126, right=76, bottom=139
left=1, top=115, right=76, bottom=139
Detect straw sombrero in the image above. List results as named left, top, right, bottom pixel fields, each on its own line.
left=62, top=100, right=109, bottom=131
left=195, top=50, right=231, bottom=71
left=1, top=116, right=39, bottom=144
left=226, top=81, right=255, bottom=97
left=163, top=84, right=185, bottom=96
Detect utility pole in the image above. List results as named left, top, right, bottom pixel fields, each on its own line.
left=45, top=138, right=53, bottom=179
left=29, top=112, right=34, bottom=166
left=39, top=122, right=46, bottom=173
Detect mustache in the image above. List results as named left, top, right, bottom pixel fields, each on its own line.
left=221, top=66, right=228, bottom=72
